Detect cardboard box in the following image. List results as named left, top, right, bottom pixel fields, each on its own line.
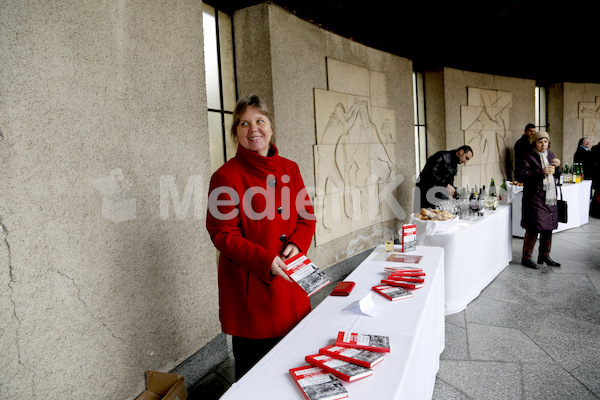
left=136, top=371, right=188, bottom=400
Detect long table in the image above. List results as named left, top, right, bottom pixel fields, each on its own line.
left=510, top=180, right=592, bottom=237
left=219, top=245, right=445, bottom=400
left=418, top=205, right=512, bottom=315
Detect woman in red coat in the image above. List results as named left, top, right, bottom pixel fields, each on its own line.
left=206, top=94, right=316, bottom=379
left=516, top=131, right=562, bottom=269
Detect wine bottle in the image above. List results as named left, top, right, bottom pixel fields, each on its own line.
left=488, top=179, right=498, bottom=210
left=469, top=188, right=478, bottom=215
left=499, top=179, right=507, bottom=204
left=478, top=185, right=486, bottom=216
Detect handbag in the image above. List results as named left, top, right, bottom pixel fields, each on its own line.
left=557, top=185, right=568, bottom=223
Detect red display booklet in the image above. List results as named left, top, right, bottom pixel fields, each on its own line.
left=384, top=266, right=424, bottom=274
left=319, top=345, right=385, bottom=368
left=289, top=365, right=348, bottom=400
left=284, top=253, right=331, bottom=297
left=381, top=279, right=424, bottom=289
left=372, top=284, right=414, bottom=302
left=401, top=224, right=417, bottom=252
left=386, top=274, right=425, bottom=283
left=335, top=331, right=390, bottom=353
left=305, top=354, right=373, bottom=382
left=385, top=254, right=423, bottom=264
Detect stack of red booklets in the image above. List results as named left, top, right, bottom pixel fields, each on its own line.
left=290, top=331, right=390, bottom=398
left=380, top=266, right=426, bottom=289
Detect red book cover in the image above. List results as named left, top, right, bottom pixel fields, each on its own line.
left=319, top=345, right=385, bottom=368
left=381, top=279, right=424, bottom=289
left=289, top=365, right=348, bottom=400
left=335, top=331, right=391, bottom=353
left=401, top=224, right=417, bottom=252
left=386, top=269, right=425, bottom=276
left=284, top=253, right=331, bottom=297
left=305, top=354, right=372, bottom=382
left=386, top=274, right=425, bottom=283
left=384, top=266, right=424, bottom=274
left=385, top=254, right=422, bottom=264
left=372, top=284, right=414, bottom=302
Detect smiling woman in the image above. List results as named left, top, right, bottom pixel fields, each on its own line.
left=206, top=94, right=316, bottom=381
left=233, top=98, right=274, bottom=156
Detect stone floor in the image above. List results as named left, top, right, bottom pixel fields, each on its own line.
left=189, top=217, right=600, bottom=400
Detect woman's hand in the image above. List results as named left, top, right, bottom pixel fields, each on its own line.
left=281, top=243, right=300, bottom=261
left=551, top=158, right=561, bottom=167
left=543, top=166, right=555, bottom=175
left=271, top=256, right=292, bottom=282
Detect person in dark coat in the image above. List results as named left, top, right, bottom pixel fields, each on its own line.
left=514, top=123, right=536, bottom=177
left=415, top=145, right=473, bottom=210
left=516, top=131, right=562, bottom=269
left=573, top=137, right=593, bottom=180
left=590, top=143, right=600, bottom=218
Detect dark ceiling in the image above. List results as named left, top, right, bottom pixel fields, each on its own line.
left=213, top=0, right=600, bottom=86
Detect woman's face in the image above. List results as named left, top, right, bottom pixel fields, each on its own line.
left=535, top=138, right=549, bottom=152
left=236, top=106, right=273, bottom=156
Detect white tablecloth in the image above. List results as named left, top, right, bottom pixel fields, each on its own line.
left=418, top=205, right=512, bottom=315
left=510, top=180, right=592, bottom=237
left=220, top=245, right=445, bottom=400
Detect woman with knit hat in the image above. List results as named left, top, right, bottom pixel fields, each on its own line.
left=516, top=131, right=562, bottom=269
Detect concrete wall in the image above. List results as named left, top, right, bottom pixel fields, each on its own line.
left=0, top=1, right=218, bottom=399
left=425, top=68, right=536, bottom=187
left=555, top=82, right=600, bottom=165
left=2, top=1, right=595, bottom=399
left=234, top=4, right=416, bottom=269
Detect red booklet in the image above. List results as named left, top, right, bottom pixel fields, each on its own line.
left=372, top=284, right=414, bottom=302
left=381, top=279, right=424, bottom=289
left=319, top=345, right=385, bottom=368
left=289, top=365, right=348, bottom=400
left=384, top=266, right=424, bottom=274
left=401, top=224, right=417, bottom=252
left=305, top=354, right=372, bottom=382
left=386, top=269, right=425, bottom=277
left=386, top=274, right=425, bottom=283
left=335, top=331, right=390, bottom=353
left=385, top=254, right=422, bottom=264
left=284, top=253, right=331, bottom=297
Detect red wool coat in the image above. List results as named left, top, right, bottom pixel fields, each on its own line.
left=206, top=144, right=316, bottom=339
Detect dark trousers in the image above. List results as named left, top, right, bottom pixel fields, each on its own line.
left=523, top=230, right=553, bottom=260
left=232, top=336, right=282, bottom=381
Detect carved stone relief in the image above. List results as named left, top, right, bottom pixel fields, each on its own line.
left=578, top=97, right=600, bottom=144
left=313, top=58, right=396, bottom=246
left=461, top=87, right=511, bottom=188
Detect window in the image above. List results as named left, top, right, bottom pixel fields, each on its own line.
left=413, top=72, right=427, bottom=176
left=535, top=86, right=547, bottom=132
left=203, top=4, right=237, bottom=172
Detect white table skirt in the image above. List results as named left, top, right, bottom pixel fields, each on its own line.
left=510, top=180, right=592, bottom=237
left=219, top=245, right=445, bottom=400
left=417, top=205, right=512, bottom=315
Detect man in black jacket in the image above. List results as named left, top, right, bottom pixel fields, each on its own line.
left=415, top=145, right=473, bottom=209
left=514, top=123, right=536, bottom=177
left=573, top=137, right=593, bottom=180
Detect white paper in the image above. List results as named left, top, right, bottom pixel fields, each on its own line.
left=343, top=293, right=380, bottom=317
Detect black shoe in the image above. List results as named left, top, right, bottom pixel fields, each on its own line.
left=522, top=258, right=540, bottom=269
left=538, top=256, right=561, bottom=267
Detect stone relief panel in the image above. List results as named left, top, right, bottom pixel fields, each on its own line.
left=313, top=59, right=396, bottom=246
left=578, top=97, right=600, bottom=144
left=461, top=87, right=511, bottom=188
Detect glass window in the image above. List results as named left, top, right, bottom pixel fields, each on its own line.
left=535, top=86, right=547, bottom=132
left=203, top=4, right=237, bottom=172
left=413, top=72, right=427, bottom=176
